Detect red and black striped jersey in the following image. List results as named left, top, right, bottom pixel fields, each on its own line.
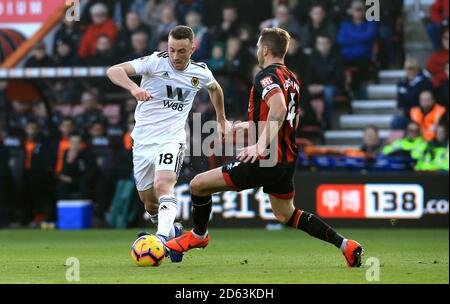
left=248, top=63, right=301, bottom=164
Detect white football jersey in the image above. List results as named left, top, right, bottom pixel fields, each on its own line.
left=128, top=51, right=215, bottom=145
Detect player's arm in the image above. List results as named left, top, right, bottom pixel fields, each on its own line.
left=106, top=63, right=152, bottom=101
left=256, top=92, right=287, bottom=153
left=237, top=92, right=287, bottom=163
left=207, top=80, right=231, bottom=136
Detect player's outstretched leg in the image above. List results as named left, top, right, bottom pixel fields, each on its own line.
left=150, top=170, right=184, bottom=262
left=270, top=195, right=364, bottom=268
left=166, top=167, right=232, bottom=253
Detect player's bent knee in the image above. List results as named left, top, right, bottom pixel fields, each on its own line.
left=153, top=180, right=174, bottom=197
left=189, top=175, right=207, bottom=196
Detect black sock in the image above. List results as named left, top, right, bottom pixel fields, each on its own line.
left=287, top=209, right=344, bottom=249
left=191, top=194, right=212, bottom=236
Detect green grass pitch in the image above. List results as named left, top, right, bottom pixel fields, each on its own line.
left=0, top=228, right=448, bottom=284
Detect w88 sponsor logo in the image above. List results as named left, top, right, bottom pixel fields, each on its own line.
left=163, top=100, right=184, bottom=111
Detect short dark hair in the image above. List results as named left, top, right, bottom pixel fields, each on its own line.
left=365, top=125, right=379, bottom=134
left=169, top=25, right=195, bottom=42
left=260, top=28, right=291, bottom=58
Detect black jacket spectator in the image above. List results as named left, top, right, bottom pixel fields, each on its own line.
left=397, top=70, right=433, bottom=113
left=116, top=11, right=152, bottom=57
left=24, top=42, right=55, bottom=68
left=53, top=19, right=83, bottom=55
left=305, top=49, right=345, bottom=89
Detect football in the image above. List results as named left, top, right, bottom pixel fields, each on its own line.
left=130, top=235, right=166, bottom=267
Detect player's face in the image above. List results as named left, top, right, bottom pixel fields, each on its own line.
left=256, top=37, right=266, bottom=68
left=168, top=37, right=195, bottom=71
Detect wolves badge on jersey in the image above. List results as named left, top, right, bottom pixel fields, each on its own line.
left=191, top=77, right=200, bottom=87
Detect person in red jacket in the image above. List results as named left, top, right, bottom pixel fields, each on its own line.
left=427, top=0, right=449, bottom=50
left=426, top=29, right=449, bottom=88
left=78, top=3, right=118, bottom=60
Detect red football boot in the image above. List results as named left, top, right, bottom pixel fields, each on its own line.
left=343, top=240, right=364, bottom=268
left=165, top=231, right=210, bottom=253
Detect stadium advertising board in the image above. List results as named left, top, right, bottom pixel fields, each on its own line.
left=176, top=172, right=448, bottom=228
left=0, top=0, right=65, bottom=37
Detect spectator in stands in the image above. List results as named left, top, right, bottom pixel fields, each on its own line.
left=208, top=42, right=226, bottom=73
left=56, top=132, right=96, bottom=200
left=393, top=57, right=434, bottom=129
left=260, top=4, right=301, bottom=37
left=305, top=35, right=345, bottom=129
left=328, top=0, right=353, bottom=24
left=211, top=5, right=241, bottom=43
left=427, top=0, right=449, bottom=50
left=6, top=100, right=42, bottom=136
left=360, top=125, right=383, bottom=155
left=87, top=35, right=118, bottom=66
left=426, top=29, right=449, bottom=88
left=115, top=120, right=134, bottom=180
left=185, top=10, right=210, bottom=62
left=54, top=117, right=75, bottom=175
left=80, top=0, right=116, bottom=26
left=24, top=41, right=55, bottom=68
left=156, top=35, right=169, bottom=52
left=74, top=90, right=108, bottom=133
left=416, top=124, right=449, bottom=171
left=116, top=11, right=151, bottom=57
left=377, top=0, right=404, bottom=69
left=410, top=90, right=447, bottom=141
left=383, top=121, right=427, bottom=160
left=174, top=0, right=205, bottom=25
left=438, top=62, right=449, bottom=110
left=299, top=3, right=336, bottom=55
left=284, top=34, right=308, bottom=80
left=337, top=0, right=377, bottom=95
left=144, top=0, right=176, bottom=29
left=21, top=120, right=53, bottom=227
left=123, top=31, right=151, bottom=61
left=78, top=3, right=118, bottom=60
left=224, top=36, right=250, bottom=77
left=87, top=120, right=114, bottom=223
left=54, top=38, right=81, bottom=67
left=151, top=6, right=178, bottom=49
left=53, top=18, right=82, bottom=55
left=233, top=0, right=273, bottom=29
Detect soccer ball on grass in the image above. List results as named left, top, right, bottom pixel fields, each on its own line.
left=131, top=235, right=166, bottom=267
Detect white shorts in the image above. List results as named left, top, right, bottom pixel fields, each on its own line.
left=133, top=142, right=186, bottom=192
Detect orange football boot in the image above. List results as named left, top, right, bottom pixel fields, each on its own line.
left=165, top=231, right=210, bottom=253
left=343, top=240, right=364, bottom=268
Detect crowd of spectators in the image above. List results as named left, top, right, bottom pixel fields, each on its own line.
left=0, top=0, right=447, bottom=228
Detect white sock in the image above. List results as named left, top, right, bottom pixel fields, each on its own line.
left=340, top=239, right=348, bottom=253
left=156, top=195, right=178, bottom=239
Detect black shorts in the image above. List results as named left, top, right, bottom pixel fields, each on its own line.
left=221, top=161, right=296, bottom=199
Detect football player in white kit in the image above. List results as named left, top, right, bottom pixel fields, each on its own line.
left=107, top=26, right=230, bottom=262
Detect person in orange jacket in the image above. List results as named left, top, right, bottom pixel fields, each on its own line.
left=410, top=90, right=447, bottom=141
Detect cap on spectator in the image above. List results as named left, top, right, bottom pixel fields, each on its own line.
left=90, top=3, right=108, bottom=16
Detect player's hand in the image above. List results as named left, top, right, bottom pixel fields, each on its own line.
left=131, top=87, right=152, bottom=101
left=217, top=119, right=233, bottom=138
left=237, top=144, right=265, bottom=164
left=233, top=121, right=250, bottom=133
